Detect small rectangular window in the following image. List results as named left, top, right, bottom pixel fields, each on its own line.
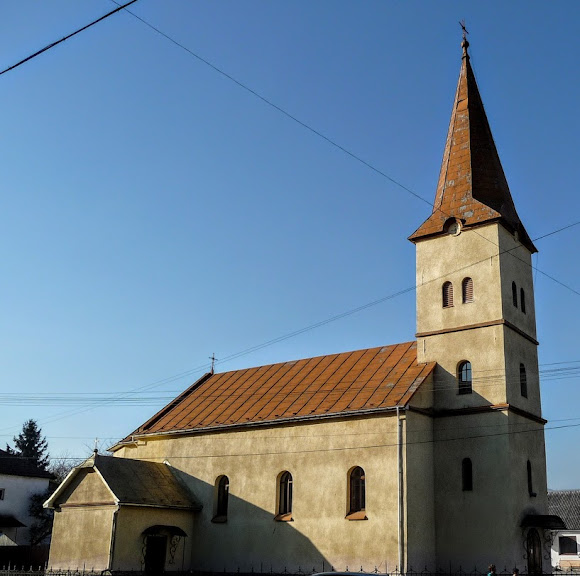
left=560, top=536, right=578, bottom=555
left=0, top=489, right=4, bottom=500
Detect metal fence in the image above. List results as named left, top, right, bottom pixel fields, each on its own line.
left=1, top=569, right=580, bottom=576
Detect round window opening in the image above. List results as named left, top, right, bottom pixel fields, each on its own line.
left=445, top=219, right=462, bottom=236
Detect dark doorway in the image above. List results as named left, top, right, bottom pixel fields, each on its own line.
left=526, top=528, right=542, bottom=575
left=145, top=535, right=167, bottom=575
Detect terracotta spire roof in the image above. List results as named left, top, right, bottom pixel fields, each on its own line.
left=409, top=37, right=536, bottom=253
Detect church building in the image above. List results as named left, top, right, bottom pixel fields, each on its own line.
left=45, top=37, right=561, bottom=574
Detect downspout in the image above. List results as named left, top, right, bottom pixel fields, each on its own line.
left=108, top=505, right=119, bottom=571
left=397, top=406, right=405, bottom=573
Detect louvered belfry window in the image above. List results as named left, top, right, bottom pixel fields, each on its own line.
left=443, top=282, right=454, bottom=308
left=462, top=277, right=474, bottom=303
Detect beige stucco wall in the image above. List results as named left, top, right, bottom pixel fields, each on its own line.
left=497, top=226, right=537, bottom=341
left=113, top=506, right=193, bottom=572
left=404, top=409, right=435, bottom=570
left=116, top=414, right=406, bottom=573
left=416, top=224, right=503, bottom=338
left=49, top=506, right=115, bottom=570
left=416, top=224, right=511, bottom=410
left=415, top=221, right=548, bottom=571
left=420, top=325, right=508, bottom=408
left=47, top=468, right=117, bottom=570
left=506, top=410, right=550, bottom=572
left=503, top=321, right=542, bottom=417
left=433, top=411, right=514, bottom=569
left=431, top=408, right=549, bottom=571
left=56, top=468, right=115, bottom=505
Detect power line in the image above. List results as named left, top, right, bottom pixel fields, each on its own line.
left=111, top=1, right=580, bottom=299
left=4, top=418, right=580, bottom=462
left=2, top=4, right=577, bottom=430
left=3, top=217, right=576, bottom=433
left=1, top=362, right=579, bottom=405
left=0, top=0, right=139, bottom=77
left=110, top=1, right=429, bottom=208
left=533, top=221, right=580, bottom=241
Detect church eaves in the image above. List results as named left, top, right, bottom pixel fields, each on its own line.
left=409, top=38, right=536, bottom=253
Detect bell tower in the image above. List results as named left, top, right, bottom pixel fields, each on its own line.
left=409, top=36, right=549, bottom=571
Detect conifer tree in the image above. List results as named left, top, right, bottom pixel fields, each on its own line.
left=12, top=419, right=49, bottom=471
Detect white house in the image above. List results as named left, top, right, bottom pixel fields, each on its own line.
left=0, top=449, right=54, bottom=546
left=549, top=490, right=580, bottom=570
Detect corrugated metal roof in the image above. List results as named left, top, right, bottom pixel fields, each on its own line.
left=127, top=341, right=435, bottom=438
left=548, top=490, right=580, bottom=530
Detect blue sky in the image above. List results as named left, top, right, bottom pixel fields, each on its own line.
left=0, top=1, right=578, bottom=489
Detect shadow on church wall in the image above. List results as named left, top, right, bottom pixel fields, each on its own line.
left=415, top=364, right=549, bottom=572
left=175, top=471, right=332, bottom=574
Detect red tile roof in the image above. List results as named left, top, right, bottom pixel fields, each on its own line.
left=409, top=39, right=535, bottom=253
left=125, top=341, right=435, bottom=439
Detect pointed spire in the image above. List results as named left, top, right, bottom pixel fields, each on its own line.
left=409, top=35, right=536, bottom=252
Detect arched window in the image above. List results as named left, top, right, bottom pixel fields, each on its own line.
left=458, top=361, right=472, bottom=395
left=520, top=364, right=528, bottom=398
left=527, top=460, right=536, bottom=497
left=512, top=282, right=518, bottom=308
left=462, top=277, right=474, bottom=303
left=278, top=471, right=293, bottom=516
left=443, top=282, right=454, bottom=308
left=348, top=466, right=366, bottom=516
left=213, top=475, right=229, bottom=522
left=521, top=288, right=526, bottom=314
left=462, top=458, right=473, bottom=491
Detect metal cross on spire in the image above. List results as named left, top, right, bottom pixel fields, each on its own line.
left=459, top=20, right=470, bottom=55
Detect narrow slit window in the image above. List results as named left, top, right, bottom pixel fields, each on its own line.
left=462, top=277, right=474, bottom=303
left=458, top=361, right=472, bottom=395
left=527, top=460, right=536, bottom=497
left=462, top=458, right=473, bottom=491
left=520, top=364, right=528, bottom=398
left=512, top=282, right=518, bottom=308
left=521, top=288, right=526, bottom=313
left=443, top=282, right=454, bottom=308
